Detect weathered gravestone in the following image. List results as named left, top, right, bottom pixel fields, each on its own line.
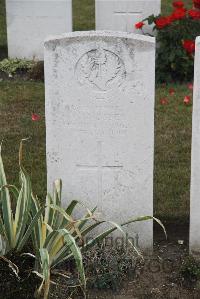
left=95, top=0, right=160, bottom=34
left=6, top=0, right=72, bottom=60
left=45, top=31, right=155, bottom=249
left=190, top=36, right=200, bottom=256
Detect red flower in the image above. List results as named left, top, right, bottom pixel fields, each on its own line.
left=32, top=113, right=40, bottom=121
left=169, top=88, right=175, bottom=95
left=188, top=9, right=200, bottom=19
left=135, top=21, right=145, bottom=29
left=183, top=96, right=191, bottom=105
left=173, top=1, right=184, bottom=8
left=188, top=83, right=193, bottom=90
left=155, top=16, right=172, bottom=29
left=183, top=40, right=195, bottom=54
left=193, top=0, right=200, bottom=9
left=171, top=8, right=187, bottom=20
left=160, top=98, right=169, bottom=105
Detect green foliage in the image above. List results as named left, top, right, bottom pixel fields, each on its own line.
left=0, top=140, right=43, bottom=255
left=142, top=1, right=200, bottom=82
left=31, top=178, right=163, bottom=298
left=0, top=59, right=34, bottom=76
left=31, top=181, right=87, bottom=299
left=181, top=256, right=200, bottom=282
left=84, top=244, right=137, bottom=290
left=155, top=18, right=199, bottom=82
left=0, top=142, right=165, bottom=298
left=162, top=0, right=192, bottom=16
left=28, top=61, right=44, bottom=81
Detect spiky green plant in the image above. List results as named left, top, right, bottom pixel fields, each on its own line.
left=0, top=140, right=43, bottom=255
left=0, top=142, right=166, bottom=299
left=30, top=180, right=88, bottom=298
left=31, top=178, right=166, bottom=299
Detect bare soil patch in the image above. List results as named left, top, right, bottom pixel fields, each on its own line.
left=1, top=222, right=198, bottom=299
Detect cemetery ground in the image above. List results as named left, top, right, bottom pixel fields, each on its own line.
left=0, top=81, right=192, bottom=221
left=0, top=0, right=199, bottom=298
left=0, top=80, right=195, bottom=299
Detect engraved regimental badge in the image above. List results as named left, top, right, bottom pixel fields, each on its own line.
left=75, top=48, right=126, bottom=91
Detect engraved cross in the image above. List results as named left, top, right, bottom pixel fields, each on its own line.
left=77, top=141, right=123, bottom=202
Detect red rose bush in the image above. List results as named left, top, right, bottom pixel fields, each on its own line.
left=194, top=0, right=200, bottom=9
left=135, top=0, right=200, bottom=82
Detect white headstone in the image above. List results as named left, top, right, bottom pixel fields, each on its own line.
left=190, top=36, right=200, bottom=257
left=6, top=0, right=72, bottom=60
left=95, top=0, right=160, bottom=34
left=45, top=31, right=155, bottom=250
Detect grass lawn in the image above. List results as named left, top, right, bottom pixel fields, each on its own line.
left=155, top=84, right=192, bottom=220
left=0, top=0, right=195, bottom=221
left=0, top=0, right=7, bottom=59
left=0, top=81, right=193, bottom=220
left=0, top=81, right=46, bottom=199
left=73, top=0, right=95, bottom=31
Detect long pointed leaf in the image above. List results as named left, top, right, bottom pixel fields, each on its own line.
left=58, top=229, right=86, bottom=287
left=39, top=248, right=50, bottom=299
left=83, top=216, right=166, bottom=252
left=17, top=207, right=45, bottom=251
left=65, top=200, right=79, bottom=216
left=0, top=144, right=13, bottom=246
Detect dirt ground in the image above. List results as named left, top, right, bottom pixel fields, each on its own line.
left=86, top=223, right=200, bottom=299
left=1, top=222, right=200, bottom=299
left=49, top=222, right=200, bottom=299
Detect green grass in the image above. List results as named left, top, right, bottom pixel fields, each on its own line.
left=0, top=81, right=46, bottom=199
left=73, top=0, right=95, bottom=31
left=0, top=0, right=7, bottom=59
left=0, top=81, right=193, bottom=220
left=154, top=84, right=192, bottom=220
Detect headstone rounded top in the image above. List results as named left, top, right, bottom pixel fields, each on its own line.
left=44, top=30, right=155, bottom=47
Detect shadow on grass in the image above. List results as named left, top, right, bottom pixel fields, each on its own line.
left=0, top=45, right=8, bottom=60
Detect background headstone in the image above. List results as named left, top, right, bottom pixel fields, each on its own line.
left=95, top=0, right=160, bottom=34
left=45, top=31, right=155, bottom=250
left=6, top=0, right=72, bottom=60
left=190, top=36, right=200, bottom=256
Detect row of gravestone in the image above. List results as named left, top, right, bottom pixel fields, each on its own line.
left=5, top=0, right=160, bottom=60
left=44, top=29, right=200, bottom=256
